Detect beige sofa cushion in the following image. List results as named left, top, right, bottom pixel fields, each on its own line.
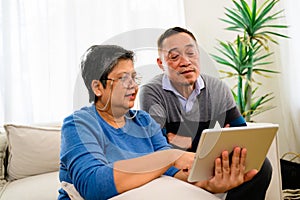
left=4, top=124, right=61, bottom=181
left=0, top=171, right=60, bottom=200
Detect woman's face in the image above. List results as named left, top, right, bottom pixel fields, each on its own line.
left=101, top=59, right=139, bottom=114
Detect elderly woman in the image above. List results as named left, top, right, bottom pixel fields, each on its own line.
left=58, top=45, right=256, bottom=200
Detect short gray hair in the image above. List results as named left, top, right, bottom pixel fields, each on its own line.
left=80, top=45, right=134, bottom=103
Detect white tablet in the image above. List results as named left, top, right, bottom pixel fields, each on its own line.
left=187, top=124, right=279, bottom=182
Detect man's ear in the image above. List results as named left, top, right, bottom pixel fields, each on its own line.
left=91, top=80, right=103, bottom=97
left=157, top=58, right=165, bottom=71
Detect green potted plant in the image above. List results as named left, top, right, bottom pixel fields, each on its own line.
left=211, top=0, right=288, bottom=122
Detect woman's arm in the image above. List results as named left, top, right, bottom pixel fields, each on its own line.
left=113, top=149, right=192, bottom=193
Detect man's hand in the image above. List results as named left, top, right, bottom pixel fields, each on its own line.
left=194, top=147, right=258, bottom=193
left=167, top=132, right=192, bottom=149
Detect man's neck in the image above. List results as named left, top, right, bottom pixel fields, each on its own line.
left=171, top=81, right=195, bottom=99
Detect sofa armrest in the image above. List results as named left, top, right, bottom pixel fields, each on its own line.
left=246, top=122, right=282, bottom=200
left=266, top=135, right=283, bottom=200
left=0, top=129, right=7, bottom=180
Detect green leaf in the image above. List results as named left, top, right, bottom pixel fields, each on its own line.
left=255, top=0, right=277, bottom=26
left=251, top=95, right=267, bottom=110
left=251, top=105, right=275, bottom=117
left=262, top=31, right=290, bottom=39
left=251, top=0, right=257, bottom=25
left=224, top=12, right=246, bottom=30
left=253, top=52, right=274, bottom=63
left=238, top=0, right=253, bottom=26
left=261, top=24, right=289, bottom=29
left=252, top=68, right=280, bottom=74
left=251, top=93, right=275, bottom=110
left=231, top=89, right=238, bottom=102
left=253, top=61, right=273, bottom=66
left=211, top=55, right=238, bottom=71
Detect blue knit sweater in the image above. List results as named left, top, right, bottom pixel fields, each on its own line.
left=58, top=105, right=179, bottom=200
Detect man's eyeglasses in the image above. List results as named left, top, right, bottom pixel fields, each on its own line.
left=103, top=73, right=142, bottom=88
left=166, top=46, right=199, bottom=62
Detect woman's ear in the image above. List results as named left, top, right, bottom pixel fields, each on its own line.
left=91, top=80, right=103, bottom=97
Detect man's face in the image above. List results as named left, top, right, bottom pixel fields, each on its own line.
left=159, top=32, right=200, bottom=86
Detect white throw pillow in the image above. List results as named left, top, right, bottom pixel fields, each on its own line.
left=61, top=181, right=84, bottom=200
left=4, top=124, right=61, bottom=181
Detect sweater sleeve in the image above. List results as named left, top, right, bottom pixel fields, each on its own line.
left=60, top=112, right=118, bottom=200
left=164, top=166, right=180, bottom=176
left=138, top=111, right=180, bottom=177
left=139, top=82, right=167, bottom=129
left=203, top=74, right=245, bottom=127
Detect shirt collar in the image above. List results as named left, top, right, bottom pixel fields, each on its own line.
left=162, top=74, right=205, bottom=97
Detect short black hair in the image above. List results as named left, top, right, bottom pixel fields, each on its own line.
left=157, top=27, right=197, bottom=51
left=80, top=45, right=134, bottom=103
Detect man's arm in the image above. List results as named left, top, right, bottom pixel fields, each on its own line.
left=139, top=84, right=167, bottom=128
left=224, top=107, right=247, bottom=127
left=140, top=83, right=193, bottom=149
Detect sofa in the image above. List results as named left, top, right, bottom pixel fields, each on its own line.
left=0, top=123, right=283, bottom=200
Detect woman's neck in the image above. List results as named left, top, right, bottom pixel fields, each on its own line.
left=96, top=106, right=126, bottom=128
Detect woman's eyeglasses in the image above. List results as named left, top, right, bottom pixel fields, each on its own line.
left=103, top=73, right=142, bottom=88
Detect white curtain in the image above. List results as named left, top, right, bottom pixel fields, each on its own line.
left=0, top=0, right=185, bottom=125
left=278, top=0, right=300, bottom=153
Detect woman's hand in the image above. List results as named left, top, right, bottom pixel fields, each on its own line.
left=194, top=147, right=258, bottom=193
left=174, top=151, right=195, bottom=171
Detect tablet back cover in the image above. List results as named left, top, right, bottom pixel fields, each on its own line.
left=187, top=124, right=278, bottom=182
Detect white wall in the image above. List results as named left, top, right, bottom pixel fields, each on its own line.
left=183, top=0, right=288, bottom=156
